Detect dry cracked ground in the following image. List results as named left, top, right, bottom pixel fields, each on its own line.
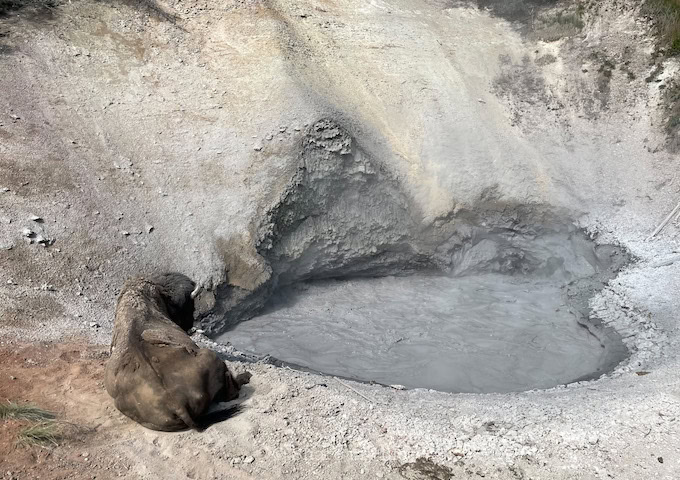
left=1, top=0, right=680, bottom=479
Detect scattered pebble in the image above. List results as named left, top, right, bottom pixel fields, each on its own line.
left=390, top=384, right=406, bottom=390
left=121, top=231, right=130, bottom=236
left=658, top=457, right=663, bottom=463
left=29, top=215, right=43, bottom=223
left=0, top=187, right=9, bottom=193
left=145, top=224, right=154, bottom=234
left=253, top=145, right=263, bottom=151
left=243, top=456, right=255, bottom=464
left=90, top=322, right=100, bottom=329
left=35, top=234, right=54, bottom=246
left=22, top=227, right=34, bottom=237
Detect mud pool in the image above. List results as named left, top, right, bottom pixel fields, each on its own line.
left=221, top=273, right=626, bottom=393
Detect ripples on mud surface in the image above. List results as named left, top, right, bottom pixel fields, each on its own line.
left=223, top=273, right=621, bottom=393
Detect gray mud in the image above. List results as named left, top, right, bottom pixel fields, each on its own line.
left=209, top=120, right=630, bottom=393
left=223, top=273, right=624, bottom=393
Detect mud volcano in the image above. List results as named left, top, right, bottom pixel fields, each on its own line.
left=208, top=120, right=629, bottom=394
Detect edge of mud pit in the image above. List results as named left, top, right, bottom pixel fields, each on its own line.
left=193, top=119, right=635, bottom=393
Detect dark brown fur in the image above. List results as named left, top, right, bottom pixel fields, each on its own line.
left=104, top=273, right=250, bottom=431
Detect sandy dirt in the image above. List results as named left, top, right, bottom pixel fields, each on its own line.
left=1, top=0, right=680, bottom=479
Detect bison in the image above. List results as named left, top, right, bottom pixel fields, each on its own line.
left=104, top=272, right=250, bottom=431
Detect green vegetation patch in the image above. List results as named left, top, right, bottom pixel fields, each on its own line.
left=663, top=81, right=680, bottom=151
left=531, top=3, right=586, bottom=42
left=643, top=0, right=680, bottom=55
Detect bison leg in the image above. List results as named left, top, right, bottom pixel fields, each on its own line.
left=216, top=370, right=251, bottom=402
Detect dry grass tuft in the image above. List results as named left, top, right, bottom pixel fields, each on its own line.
left=17, top=422, right=60, bottom=447
left=0, top=401, right=55, bottom=422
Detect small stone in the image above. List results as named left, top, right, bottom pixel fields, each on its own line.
left=90, top=323, right=100, bottom=328
left=588, top=435, right=599, bottom=445
left=22, top=227, right=34, bottom=237
left=0, top=187, right=9, bottom=193
left=9, top=375, right=15, bottom=380
left=6, top=280, right=14, bottom=285
left=35, top=235, right=54, bottom=246
left=121, top=231, right=130, bottom=236
left=279, top=126, right=287, bottom=133
left=253, top=145, right=262, bottom=151
left=145, top=224, right=154, bottom=234
left=390, top=384, right=406, bottom=390
left=243, top=456, right=255, bottom=464
left=265, top=134, right=273, bottom=141
left=82, top=452, right=89, bottom=457
left=195, top=329, right=204, bottom=334
left=230, top=457, right=242, bottom=465
left=30, top=215, right=43, bottom=223
left=658, top=457, right=663, bottom=463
